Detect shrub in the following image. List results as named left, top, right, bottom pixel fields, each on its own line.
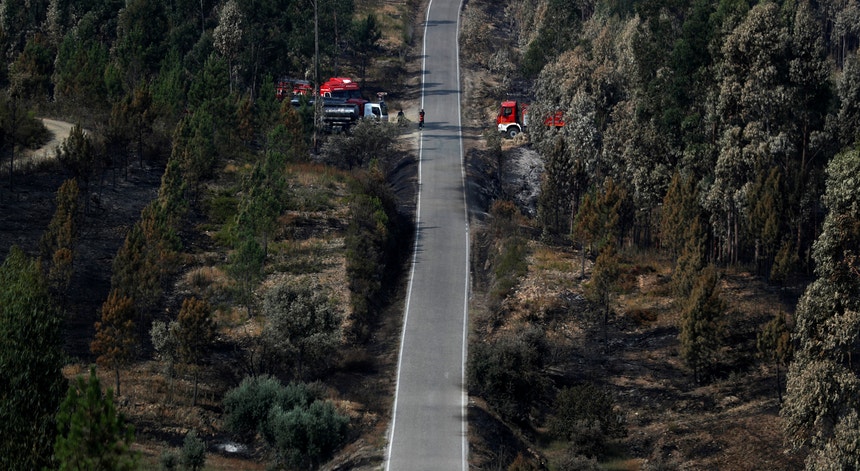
left=222, top=376, right=347, bottom=469
left=468, top=327, right=549, bottom=422
left=180, top=430, right=206, bottom=471
left=548, top=383, right=626, bottom=458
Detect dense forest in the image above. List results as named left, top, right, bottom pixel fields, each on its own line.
left=1, top=0, right=859, bottom=469
left=1, top=0, right=413, bottom=469
left=460, top=0, right=860, bottom=469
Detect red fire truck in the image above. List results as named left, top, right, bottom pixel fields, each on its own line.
left=497, top=100, right=565, bottom=138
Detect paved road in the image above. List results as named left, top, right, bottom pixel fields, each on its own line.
left=385, top=0, right=469, bottom=468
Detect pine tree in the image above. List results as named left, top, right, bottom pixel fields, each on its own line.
left=180, top=430, right=206, bottom=471
left=54, top=368, right=138, bottom=471
left=0, top=246, right=66, bottom=470
left=679, top=266, right=725, bottom=384
left=176, top=297, right=218, bottom=406
left=39, top=178, right=81, bottom=299
left=782, top=149, right=860, bottom=469
left=757, top=312, right=793, bottom=403
left=587, top=242, right=619, bottom=352
left=91, top=289, right=138, bottom=397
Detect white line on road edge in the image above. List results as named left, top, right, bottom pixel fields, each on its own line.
left=384, top=1, right=432, bottom=469
left=385, top=0, right=469, bottom=467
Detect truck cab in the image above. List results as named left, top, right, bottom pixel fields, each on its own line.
left=497, top=100, right=525, bottom=138
left=363, top=102, right=389, bottom=122
left=497, top=100, right=565, bottom=138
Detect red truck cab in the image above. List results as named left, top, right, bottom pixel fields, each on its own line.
left=497, top=100, right=564, bottom=138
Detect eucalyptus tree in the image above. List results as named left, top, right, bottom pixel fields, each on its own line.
left=213, top=0, right=244, bottom=93
left=708, top=2, right=792, bottom=265
left=782, top=149, right=860, bottom=469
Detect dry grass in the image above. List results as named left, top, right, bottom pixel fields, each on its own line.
left=523, top=246, right=805, bottom=469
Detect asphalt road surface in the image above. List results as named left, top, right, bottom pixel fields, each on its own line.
left=385, top=0, right=469, bottom=468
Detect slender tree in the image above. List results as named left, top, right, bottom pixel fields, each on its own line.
left=176, top=297, right=218, bottom=406
left=53, top=368, right=138, bottom=471
left=757, top=312, right=794, bottom=403
left=679, top=265, right=725, bottom=384
left=91, top=289, right=138, bottom=397
left=39, top=178, right=81, bottom=299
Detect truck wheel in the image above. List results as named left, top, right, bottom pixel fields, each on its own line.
left=506, top=127, right=520, bottom=139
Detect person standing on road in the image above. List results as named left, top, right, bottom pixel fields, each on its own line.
left=418, top=109, right=425, bottom=129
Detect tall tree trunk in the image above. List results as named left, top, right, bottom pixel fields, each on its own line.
left=115, top=367, right=121, bottom=397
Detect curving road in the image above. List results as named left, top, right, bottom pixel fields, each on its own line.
left=385, top=0, right=469, bottom=469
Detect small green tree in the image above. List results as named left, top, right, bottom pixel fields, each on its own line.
left=39, top=178, right=81, bottom=299
left=91, top=289, right=138, bottom=397
left=587, top=242, right=619, bottom=352
left=468, top=327, right=550, bottom=423
left=351, top=14, right=381, bottom=82
left=228, top=236, right=265, bottom=318
left=262, top=278, right=343, bottom=380
left=265, top=398, right=349, bottom=469
left=757, top=312, right=793, bottom=403
left=180, top=430, right=206, bottom=471
left=678, top=266, right=725, bottom=384
left=175, top=297, right=218, bottom=406
left=56, top=124, right=96, bottom=193
left=548, top=383, right=625, bottom=458
left=150, top=320, right=180, bottom=404
left=54, top=368, right=138, bottom=471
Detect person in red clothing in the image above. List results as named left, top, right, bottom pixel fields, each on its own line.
left=418, top=109, right=425, bottom=129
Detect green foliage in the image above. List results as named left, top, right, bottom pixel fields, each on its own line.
left=235, top=139, right=289, bottom=255
left=320, top=119, right=400, bottom=169
left=490, top=236, right=529, bottom=305
left=56, top=124, right=96, bottom=188
left=782, top=149, right=860, bottom=469
left=39, top=178, right=81, bottom=297
left=9, top=33, right=55, bottom=100
left=176, top=297, right=218, bottom=406
left=159, top=449, right=179, bottom=470
left=757, top=312, right=793, bottom=402
left=678, top=266, right=725, bottom=384
left=91, top=289, right=138, bottom=397
left=54, top=368, right=138, bottom=471
left=262, top=278, right=343, bottom=380
left=587, top=242, right=620, bottom=350
left=660, top=171, right=700, bottom=258
left=180, top=430, right=206, bottom=471
left=539, top=137, right=576, bottom=237
left=222, top=376, right=348, bottom=468
left=521, top=0, right=582, bottom=78
left=265, top=399, right=349, bottom=469
left=111, top=197, right=183, bottom=312
left=671, top=212, right=707, bottom=298
left=351, top=14, right=382, bottom=81
left=0, top=246, right=66, bottom=471
left=344, top=168, right=405, bottom=341
left=468, top=327, right=550, bottom=423
left=228, top=236, right=265, bottom=317
left=52, top=29, right=111, bottom=108
left=113, top=0, right=169, bottom=90
left=573, top=177, right=629, bottom=257
left=548, top=383, right=626, bottom=458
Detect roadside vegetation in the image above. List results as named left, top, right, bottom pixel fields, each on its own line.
left=461, top=0, right=859, bottom=469
left=0, top=0, right=421, bottom=469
